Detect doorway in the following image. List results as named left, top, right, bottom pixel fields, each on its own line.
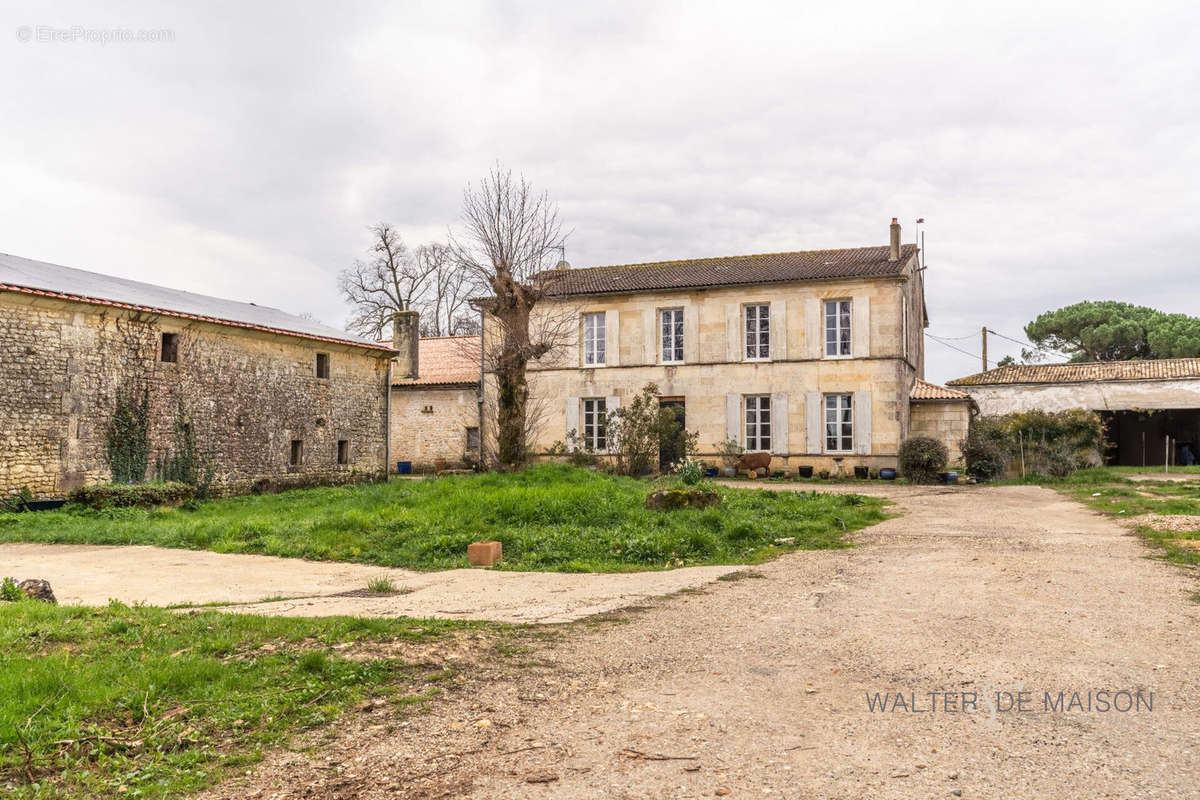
left=658, top=397, right=686, bottom=470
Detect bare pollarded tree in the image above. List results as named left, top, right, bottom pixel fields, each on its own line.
left=450, top=165, right=575, bottom=468
left=414, top=242, right=481, bottom=337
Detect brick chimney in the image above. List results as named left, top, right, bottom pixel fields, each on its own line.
left=392, top=310, right=419, bottom=379
left=888, top=217, right=901, bottom=261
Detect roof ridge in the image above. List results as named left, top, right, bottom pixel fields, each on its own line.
left=571, top=243, right=913, bottom=273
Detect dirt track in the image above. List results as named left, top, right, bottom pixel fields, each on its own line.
left=201, top=483, right=1200, bottom=800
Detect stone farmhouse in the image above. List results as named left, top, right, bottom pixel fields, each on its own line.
left=466, top=219, right=968, bottom=473
left=1, top=252, right=395, bottom=498
left=948, top=359, right=1200, bottom=466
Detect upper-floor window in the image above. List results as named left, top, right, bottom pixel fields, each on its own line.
left=824, top=393, right=853, bottom=452
left=583, top=312, right=606, bottom=366
left=160, top=332, right=178, bottom=363
left=745, top=395, right=771, bottom=452
left=744, top=304, right=770, bottom=360
left=582, top=397, right=607, bottom=450
left=661, top=308, right=684, bottom=363
left=315, top=352, right=331, bottom=379
left=824, top=300, right=851, bottom=357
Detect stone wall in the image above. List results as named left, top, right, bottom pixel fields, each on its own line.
left=0, top=293, right=391, bottom=498
left=960, top=380, right=1200, bottom=415
left=481, top=265, right=925, bottom=473
left=389, top=384, right=479, bottom=471
left=909, top=400, right=971, bottom=466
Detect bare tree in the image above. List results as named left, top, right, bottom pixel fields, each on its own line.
left=339, top=223, right=440, bottom=339
left=450, top=165, right=573, bottom=468
left=414, top=243, right=481, bottom=337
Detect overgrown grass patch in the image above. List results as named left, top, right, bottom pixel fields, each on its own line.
left=0, top=601, right=486, bottom=799
left=0, top=465, right=887, bottom=572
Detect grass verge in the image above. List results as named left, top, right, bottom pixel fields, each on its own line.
left=0, top=465, right=887, bottom=572
left=0, top=601, right=488, bottom=799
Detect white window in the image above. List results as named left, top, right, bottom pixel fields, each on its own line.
left=661, top=308, right=684, bottom=363
left=744, top=304, right=770, bottom=359
left=582, top=397, right=607, bottom=450
left=824, top=300, right=852, bottom=357
left=745, top=395, right=771, bottom=452
left=824, top=394, right=853, bottom=452
left=583, top=312, right=606, bottom=366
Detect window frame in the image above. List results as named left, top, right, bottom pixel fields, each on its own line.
left=289, top=439, right=303, bottom=467
left=660, top=307, right=684, bottom=364
left=581, top=397, right=607, bottom=451
left=823, top=393, right=854, bottom=454
left=336, top=439, right=349, bottom=466
left=582, top=312, right=606, bottom=366
left=744, top=304, right=770, bottom=361
left=160, top=332, right=179, bottom=363
left=315, top=352, right=331, bottom=379
left=465, top=426, right=481, bottom=452
left=744, top=394, right=772, bottom=452
left=824, top=299, right=852, bottom=358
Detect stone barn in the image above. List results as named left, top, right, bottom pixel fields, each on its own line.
left=1, top=252, right=395, bottom=498
left=908, top=379, right=974, bottom=464
left=388, top=317, right=482, bottom=472
left=947, top=359, right=1200, bottom=467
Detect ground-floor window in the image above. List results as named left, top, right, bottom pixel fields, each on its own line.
left=466, top=426, right=480, bottom=452
left=745, top=395, right=771, bottom=452
left=825, top=394, right=853, bottom=452
left=289, top=439, right=303, bottom=466
left=582, top=397, right=607, bottom=451
left=337, top=439, right=349, bottom=465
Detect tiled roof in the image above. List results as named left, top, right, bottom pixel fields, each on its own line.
left=0, top=251, right=392, bottom=352
left=948, top=358, right=1200, bottom=386
left=394, top=336, right=480, bottom=386
left=539, top=244, right=917, bottom=297
left=910, top=379, right=970, bottom=400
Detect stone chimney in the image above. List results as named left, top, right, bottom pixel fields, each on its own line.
left=888, top=217, right=901, bottom=261
left=392, top=310, right=419, bottom=380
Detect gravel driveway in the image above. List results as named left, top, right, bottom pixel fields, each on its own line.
left=204, top=483, right=1200, bottom=799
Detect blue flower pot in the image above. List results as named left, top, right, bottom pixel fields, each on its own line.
left=396, top=461, right=412, bottom=475
left=879, top=468, right=897, bottom=480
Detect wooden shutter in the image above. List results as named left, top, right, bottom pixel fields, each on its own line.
left=769, top=300, right=787, bottom=360
left=852, top=296, right=870, bottom=358
left=771, top=392, right=789, bottom=455
left=605, top=309, right=620, bottom=366
left=726, top=393, right=741, bottom=443
left=853, top=391, right=872, bottom=455
left=606, top=395, right=621, bottom=449
left=804, top=297, right=821, bottom=359
left=805, top=391, right=822, bottom=455
left=643, top=309, right=656, bottom=364
left=725, top=304, right=741, bottom=362
left=683, top=304, right=699, bottom=363
left=565, top=397, right=579, bottom=451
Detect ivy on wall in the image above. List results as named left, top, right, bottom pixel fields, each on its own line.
left=106, top=386, right=151, bottom=483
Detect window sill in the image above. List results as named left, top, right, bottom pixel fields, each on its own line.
left=744, top=357, right=772, bottom=363
left=823, top=354, right=854, bottom=360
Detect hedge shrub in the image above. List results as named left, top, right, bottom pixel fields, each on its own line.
left=898, top=437, right=949, bottom=484
left=68, top=482, right=195, bottom=509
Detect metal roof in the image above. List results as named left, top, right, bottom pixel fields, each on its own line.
left=0, top=251, right=391, bottom=352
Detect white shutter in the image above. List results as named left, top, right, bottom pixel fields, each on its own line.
left=805, top=391, right=822, bottom=455
left=565, top=397, right=579, bottom=451
left=606, top=395, right=620, bottom=448
left=852, top=296, right=870, bottom=358
left=605, top=309, right=620, bottom=366
left=769, top=299, right=787, bottom=360
left=853, top=391, right=872, bottom=455
left=683, top=305, right=699, bottom=363
left=771, top=392, right=789, bottom=455
left=725, top=304, right=741, bottom=362
left=726, top=393, right=741, bottom=443
left=804, top=297, right=821, bottom=359
left=643, top=309, right=656, bottom=364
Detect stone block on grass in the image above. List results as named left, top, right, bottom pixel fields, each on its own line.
left=467, top=540, right=502, bottom=567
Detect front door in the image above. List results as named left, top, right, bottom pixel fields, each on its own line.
left=658, top=398, right=686, bottom=470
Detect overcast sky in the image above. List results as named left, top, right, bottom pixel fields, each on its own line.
left=3, top=0, right=1198, bottom=382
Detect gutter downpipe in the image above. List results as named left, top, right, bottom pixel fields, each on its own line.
left=384, top=356, right=392, bottom=481
left=478, top=305, right=486, bottom=467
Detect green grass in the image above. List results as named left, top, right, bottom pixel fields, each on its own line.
left=0, top=465, right=887, bottom=572
left=1027, top=467, right=1200, bottom=567
left=0, top=601, right=485, bottom=799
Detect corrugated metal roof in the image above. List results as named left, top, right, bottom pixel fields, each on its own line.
left=393, top=336, right=480, bottom=386
left=0, top=251, right=391, bottom=352
left=910, top=379, right=970, bottom=400
left=948, top=358, right=1200, bottom=386
left=538, top=244, right=917, bottom=297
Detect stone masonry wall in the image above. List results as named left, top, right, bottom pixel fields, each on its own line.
left=0, top=293, right=390, bottom=498
left=909, top=400, right=971, bottom=466
left=389, top=385, right=479, bottom=471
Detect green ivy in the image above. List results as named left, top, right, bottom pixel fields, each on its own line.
left=106, top=387, right=150, bottom=483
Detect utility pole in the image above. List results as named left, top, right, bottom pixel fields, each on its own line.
left=981, top=326, right=988, bottom=372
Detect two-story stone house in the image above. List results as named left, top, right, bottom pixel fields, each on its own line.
left=494, top=219, right=967, bottom=472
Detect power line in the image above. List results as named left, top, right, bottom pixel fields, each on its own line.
left=925, top=333, right=992, bottom=367
left=987, top=329, right=1037, bottom=350
left=926, top=331, right=979, bottom=341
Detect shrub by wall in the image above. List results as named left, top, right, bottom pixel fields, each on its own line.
left=898, top=437, right=949, bottom=484
left=68, top=482, right=195, bottom=509
left=962, top=409, right=1104, bottom=479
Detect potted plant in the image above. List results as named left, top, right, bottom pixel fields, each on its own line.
left=795, top=465, right=814, bottom=479
left=853, top=465, right=869, bottom=479
left=879, top=468, right=897, bottom=480
left=818, top=469, right=831, bottom=480
left=716, top=438, right=744, bottom=478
